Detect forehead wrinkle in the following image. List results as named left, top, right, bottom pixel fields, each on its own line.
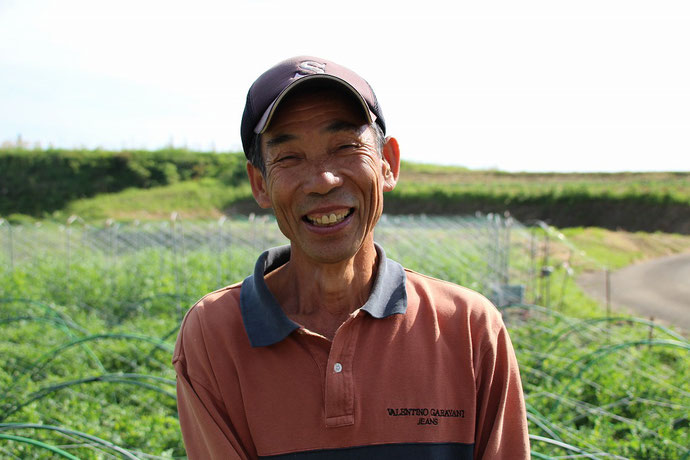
left=266, top=120, right=365, bottom=150
left=264, top=93, right=369, bottom=151
left=322, top=120, right=363, bottom=134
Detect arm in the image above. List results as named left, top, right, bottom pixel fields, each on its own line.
left=173, top=307, right=256, bottom=460
left=474, top=320, right=530, bottom=459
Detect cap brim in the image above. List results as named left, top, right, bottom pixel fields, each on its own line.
left=253, top=74, right=376, bottom=135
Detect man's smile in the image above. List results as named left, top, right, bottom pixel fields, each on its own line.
left=303, top=208, right=355, bottom=227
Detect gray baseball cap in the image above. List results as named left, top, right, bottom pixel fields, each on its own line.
left=240, top=56, right=386, bottom=156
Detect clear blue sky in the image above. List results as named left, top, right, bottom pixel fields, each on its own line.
left=1, top=0, right=689, bottom=172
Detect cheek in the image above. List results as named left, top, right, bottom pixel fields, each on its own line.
left=264, top=173, right=298, bottom=221
left=347, top=155, right=385, bottom=218
left=355, top=155, right=384, bottom=192
left=347, top=150, right=381, bottom=177
left=265, top=171, right=290, bottom=199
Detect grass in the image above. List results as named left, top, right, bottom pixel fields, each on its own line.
left=0, top=218, right=688, bottom=458
left=61, top=178, right=251, bottom=221
left=550, top=227, right=690, bottom=271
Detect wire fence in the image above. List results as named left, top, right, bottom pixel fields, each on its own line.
left=0, top=213, right=557, bottom=309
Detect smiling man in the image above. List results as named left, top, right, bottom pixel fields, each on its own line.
left=173, top=56, right=529, bottom=459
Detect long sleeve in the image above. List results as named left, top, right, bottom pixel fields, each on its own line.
left=473, top=319, right=530, bottom=459
left=173, top=305, right=257, bottom=460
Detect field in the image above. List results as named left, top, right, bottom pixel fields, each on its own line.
left=59, top=169, right=690, bottom=233
left=2, top=146, right=689, bottom=233
left=1, top=216, right=688, bottom=459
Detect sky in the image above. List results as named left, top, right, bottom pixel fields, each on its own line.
left=1, top=0, right=689, bottom=172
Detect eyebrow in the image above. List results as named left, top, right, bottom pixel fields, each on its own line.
left=265, top=133, right=298, bottom=148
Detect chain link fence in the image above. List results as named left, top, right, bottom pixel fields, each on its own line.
left=0, top=214, right=562, bottom=309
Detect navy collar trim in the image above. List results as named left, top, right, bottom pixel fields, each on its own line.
left=240, top=243, right=407, bottom=347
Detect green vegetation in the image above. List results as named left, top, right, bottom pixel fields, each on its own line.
left=387, top=171, right=690, bottom=233
left=65, top=179, right=252, bottom=221
left=0, top=219, right=688, bottom=458
left=2, top=146, right=689, bottom=233
left=2, top=145, right=688, bottom=457
left=560, top=227, right=690, bottom=270
left=0, top=220, right=268, bottom=459
left=0, top=146, right=246, bottom=216
left=510, top=304, right=689, bottom=459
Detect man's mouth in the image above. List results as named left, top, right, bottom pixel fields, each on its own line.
left=304, top=208, right=354, bottom=227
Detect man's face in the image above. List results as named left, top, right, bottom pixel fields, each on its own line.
left=247, top=88, right=399, bottom=265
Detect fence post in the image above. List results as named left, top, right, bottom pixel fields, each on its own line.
left=494, top=214, right=501, bottom=291
left=0, top=219, right=13, bottom=275
left=529, top=227, right=536, bottom=304
left=261, top=215, right=268, bottom=250
left=180, top=215, right=188, bottom=302
left=158, top=221, right=166, bottom=289
left=249, top=213, right=256, bottom=252
left=217, top=216, right=226, bottom=289
left=502, top=213, right=512, bottom=286
left=171, top=212, right=182, bottom=319
left=486, top=213, right=497, bottom=300
left=132, top=220, right=140, bottom=290
left=541, top=225, right=551, bottom=307
left=66, top=216, right=77, bottom=296
left=133, top=219, right=140, bottom=252
left=558, top=252, right=573, bottom=310
left=113, top=220, right=120, bottom=265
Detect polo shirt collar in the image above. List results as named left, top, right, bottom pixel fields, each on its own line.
left=240, top=243, right=407, bottom=347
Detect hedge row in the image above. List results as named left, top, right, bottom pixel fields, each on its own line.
left=383, top=192, right=690, bottom=234
left=226, top=191, right=690, bottom=234
left=0, top=148, right=247, bottom=215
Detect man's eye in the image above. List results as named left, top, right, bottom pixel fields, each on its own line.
left=338, top=144, right=358, bottom=151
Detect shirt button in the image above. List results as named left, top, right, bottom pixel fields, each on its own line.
left=334, top=363, right=343, bottom=373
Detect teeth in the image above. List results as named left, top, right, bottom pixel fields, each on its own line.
left=308, top=210, right=349, bottom=226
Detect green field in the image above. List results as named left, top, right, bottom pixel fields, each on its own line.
left=1, top=217, right=688, bottom=459
left=2, top=146, right=689, bottom=457
left=2, top=146, right=689, bottom=233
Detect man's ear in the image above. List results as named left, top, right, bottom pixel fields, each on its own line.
left=246, top=162, right=272, bottom=209
left=381, top=136, right=401, bottom=192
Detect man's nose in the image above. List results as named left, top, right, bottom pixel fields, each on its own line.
left=304, top=163, right=344, bottom=195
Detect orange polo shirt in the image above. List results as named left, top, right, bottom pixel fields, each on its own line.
left=173, top=245, right=529, bottom=459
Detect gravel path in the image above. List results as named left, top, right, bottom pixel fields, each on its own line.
left=577, top=252, right=690, bottom=334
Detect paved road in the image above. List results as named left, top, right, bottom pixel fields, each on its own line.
left=577, top=252, right=690, bottom=334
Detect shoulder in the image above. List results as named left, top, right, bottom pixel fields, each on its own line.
left=172, top=282, right=246, bottom=364
left=403, top=268, right=505, bottom=335
left=402, top=269, right=518, bottom=372
left=184, top=281, right=244, bottom=327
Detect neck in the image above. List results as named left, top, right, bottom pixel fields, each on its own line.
left=265, top=240, right=379, bottom=338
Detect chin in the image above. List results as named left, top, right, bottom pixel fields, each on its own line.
left=299, top=239, right=363, bottom=265
left=308, top=247, right=357, bottom=265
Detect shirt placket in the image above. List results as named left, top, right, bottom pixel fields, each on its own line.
left=324, top=313, right=361, bottom=428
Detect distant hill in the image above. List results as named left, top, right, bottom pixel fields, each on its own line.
left=2, top=147, right=689, bottom=233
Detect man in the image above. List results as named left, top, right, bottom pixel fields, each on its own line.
left=173, top=56, right=529, bottom=459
